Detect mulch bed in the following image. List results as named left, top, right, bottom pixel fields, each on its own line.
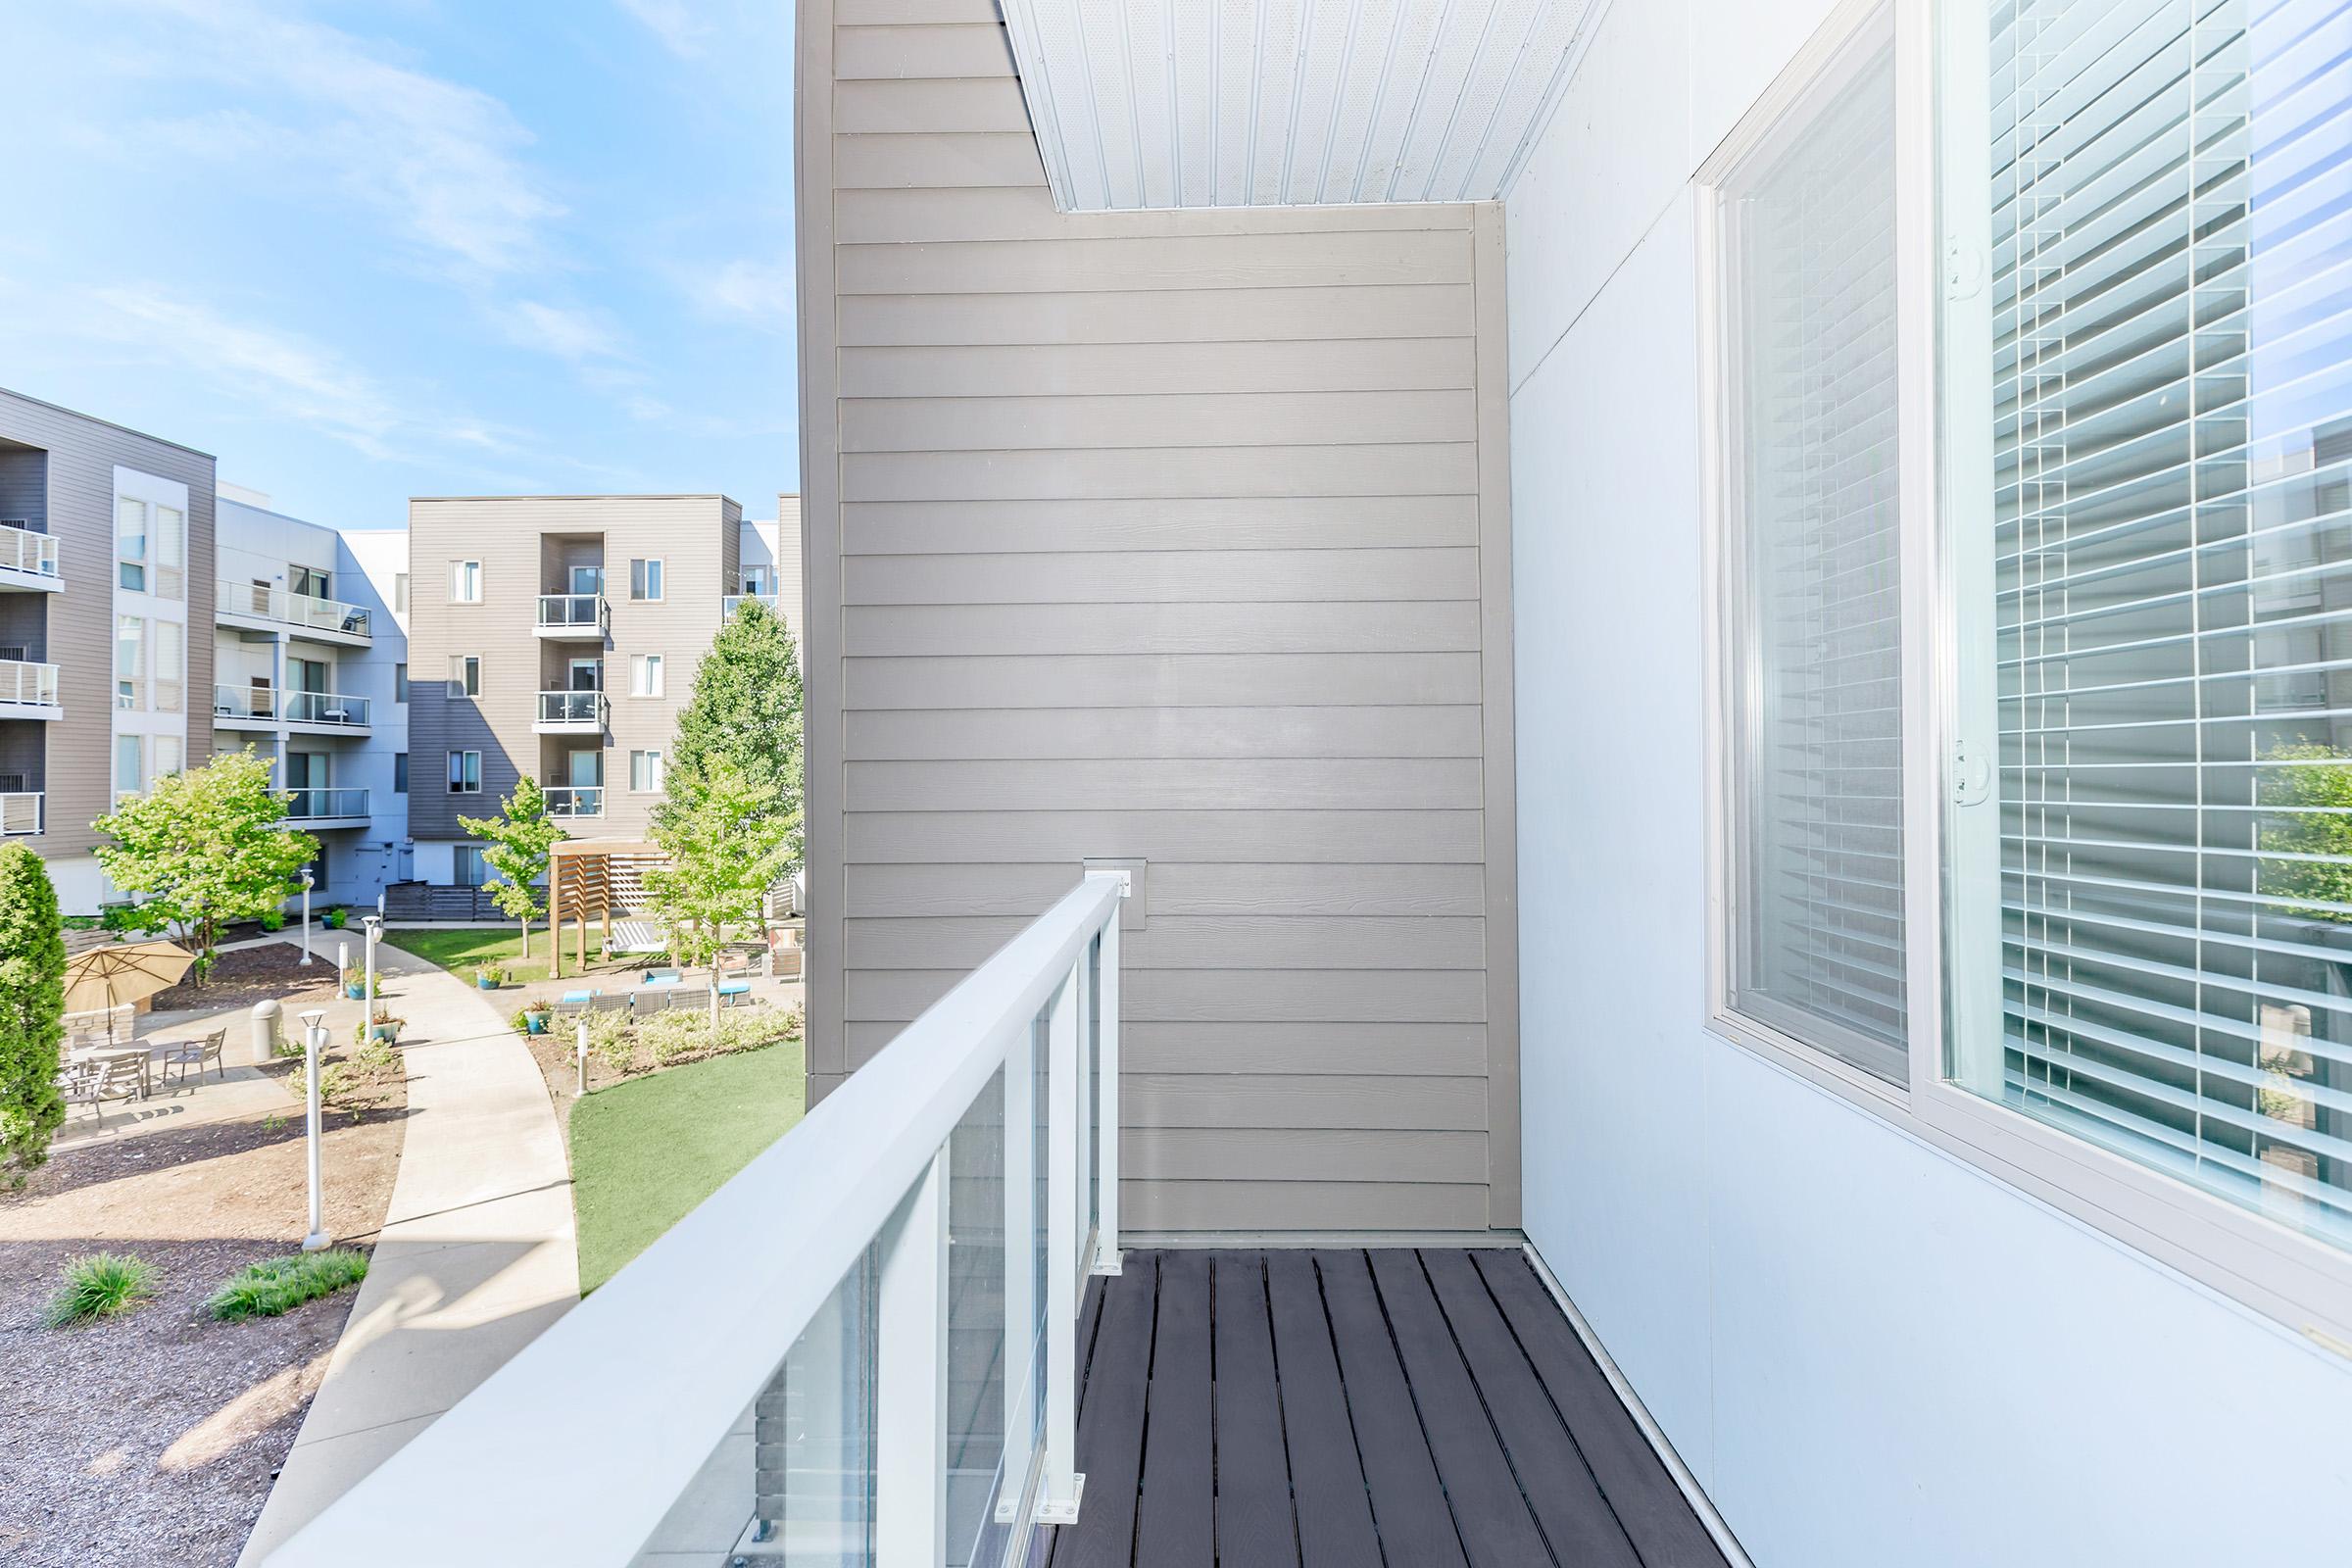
left=149, top=942, right=346, bottom=1015
left=0, top=1060, right=407, bottom=1566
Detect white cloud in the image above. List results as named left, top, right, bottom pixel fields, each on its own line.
left=501, top=301, right=625, bottom=363
left=692, top=259, right=797, bottom=332
left=615, top=0, right=712, bottom=59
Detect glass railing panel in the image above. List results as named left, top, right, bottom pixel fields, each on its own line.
left=283, top=692, right=369, bottom=725
left=0, top=661, right=60, bottom=705
left=537, top=593, right=606, bottom=628
left=537, top=691, right=604, bottom=723
left=0, top=793, right=41, bottom=835
left=947, top=1065, right=1009, bottom=1568
left=632, top=1243, right=879, bottom=1566
left=0, top=523, right=58, bottom=576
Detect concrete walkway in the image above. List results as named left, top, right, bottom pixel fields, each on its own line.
left=238, top=943, right=578, bottom=1565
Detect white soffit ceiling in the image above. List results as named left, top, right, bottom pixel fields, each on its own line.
left=1000, top=0, right=1596, bottom=212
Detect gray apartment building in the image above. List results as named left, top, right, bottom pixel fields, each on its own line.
left=405, top=494, right=744, bottom=880
left=0, top=387, right=217, bottom=912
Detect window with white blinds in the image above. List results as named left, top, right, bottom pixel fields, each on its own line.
left=1948, top=0, right=2352, bottom=1250
left=1717, top=3, right=1909, bottom=1084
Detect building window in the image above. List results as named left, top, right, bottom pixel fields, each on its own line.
left=116, top=615, right=145, bottom=710
left=630, top=654, right=663, bottom=698
left=114, top=735, right=143, bottom=803
left=447, top=751, right=480, bottom=794
left=154, top=507, right=183, bottom=599
left=629, top=750, right=663, bottom=793
left=453, top=845, right=486, bottom=886
left=450, top=560, right=482, bottom=603
left=447, top=656, right=480, bottom=698
left=155, top=735, right=182, bottom=779
left=394, top=663, right=409, bottom=703
left=116, top=498, right=146, bottom=591
left=291, top=564, right=330, bottom=600
left=629, top=558, right=664, bottom=601
left=154, top=621, right=183, bottom=713
left=394, top=753, right=410, bottom=794
left=394, top=572, right=410, bottom=612
left=1709, top=0, right=1905, bottom=1085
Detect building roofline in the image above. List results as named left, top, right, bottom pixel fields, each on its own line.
left=0, top=385, right=217, bottom=461
left=410, top=493, right=743, bottom=506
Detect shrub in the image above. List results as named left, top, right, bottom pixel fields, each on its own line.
left=0, top=844, right=68, bottom=1187
left=207, top=1250, right=369, bottom=1321
left=260, top=909, right=285, bottom=932
left=323, top=906, right=347, bottom=929
left=45, top=1252, right=158, bottom=1328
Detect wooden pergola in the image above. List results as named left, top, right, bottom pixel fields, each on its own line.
left=547, top=838, right=671, bottom=979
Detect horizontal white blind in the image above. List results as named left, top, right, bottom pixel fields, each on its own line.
left=1726, top=7, right=1909, bottom=1083
left=1986, top=0, right=2352, bottom=1246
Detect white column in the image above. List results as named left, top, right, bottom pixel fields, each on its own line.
left=1037, top=965, right=1085, bottom=1523
left=875, top=1153, right=947, bottom=1568
left=1093, top=916, right=1122, bottom=1276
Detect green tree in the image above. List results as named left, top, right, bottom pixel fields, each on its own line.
left=645, top=758, right=795, bottom=1000
left=0, top=845, right=67, bottom=1187
left=661, top=597, right=803, bottom=866
left=94, top=753, right=318, bottom=982
left=459, top=776, right=565, bottom=959
left=2258, top=741, right=2352, bottom=921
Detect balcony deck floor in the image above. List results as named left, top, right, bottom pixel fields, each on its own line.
left=1050, top=1249, right=1728, bottom=1568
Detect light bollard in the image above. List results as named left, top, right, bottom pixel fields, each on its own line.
left=338, top=939, right=351, bottom=997
left=576, top=1018, right=589, bottom=1098
left=362, top=914, right=382, bottom=1019
left=300, top=1009, right=330, bottom=1251
left=299, top=868, right=315, bottom=966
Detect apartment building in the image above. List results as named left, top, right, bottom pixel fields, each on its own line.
left=213, top=487, right=410, bottom=907
left=736, top=492, right=806, bottom=662
left=405, top=494, right=744, bottom=881
left=0, top=387, right=216, bottom=912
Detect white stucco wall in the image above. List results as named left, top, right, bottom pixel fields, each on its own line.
left=1503, top=2, right=2352, bottom=1564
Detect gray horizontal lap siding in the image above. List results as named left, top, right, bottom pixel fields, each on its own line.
left=800, top=0, right=1518, bottom=1235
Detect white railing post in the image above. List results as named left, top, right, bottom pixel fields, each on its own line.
left=999, top=1011, right=1038, bottom=1525
left=1072, top=935, right=1095, bottom=1274
left=876, top=1152, right=947, bottom=1568
left=1038, top=962, right=1086, bottom=1523
left=1094, top=913, right=1122, bottom=1276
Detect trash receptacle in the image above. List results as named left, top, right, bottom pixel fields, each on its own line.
left=250, top=999, right=282, bottom=1066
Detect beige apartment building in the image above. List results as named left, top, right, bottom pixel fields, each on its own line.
left=405, top=493, right=791, bottom=883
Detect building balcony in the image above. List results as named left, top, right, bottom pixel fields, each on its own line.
left=721, top=592, right=779, bottom=617
left=216, top=580, right=372, bottom=646
left=281, top=787, right=369, bottom=827
left=0, top=791, right=40, bottom=836
left=535, top=594, right=609, bottom=640
left=0, top=659, right=62, bottom=720
left=0, top=522, right=60, bottom=594
left=282, top=690, right=372, bottom=732
left=534, top=690, right=608, bottom=734
left=543, top=784, right=604, bottom=818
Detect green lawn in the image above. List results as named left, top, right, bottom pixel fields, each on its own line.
left=567, top=1040, right=807, bottom=1293
left=377, top=925, right=564, bottom=985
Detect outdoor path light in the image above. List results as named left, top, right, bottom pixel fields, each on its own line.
left=300, top=1008, right=329, bottom=1251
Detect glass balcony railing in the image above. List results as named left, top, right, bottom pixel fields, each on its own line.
left=0, top=660, right=61, bottom=707
left=0, top=522, right=59, bottom=580
left=216, top=687, right=370, bottom=727
left=722, top=592, right=781, bottom=617
left=536, top=594, right=608, bottom=633
left=543, top=785, right=604, bottom=817
left=282, top=787, right=368, bottom=820
left=217, top=580, right=371, bottom=640
left=536, top=690, right=607, bottom=726
left=0, top=792, right=41, bottom=836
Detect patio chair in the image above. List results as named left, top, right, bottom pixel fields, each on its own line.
left=157, top=1027, right=228, bottom=1091
left=60, top=1055, right=145, bottom=1124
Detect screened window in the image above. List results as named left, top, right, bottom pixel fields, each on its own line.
left=1714, top=2, right=1907, bottom=1084
left=116, top=615, right=145, bottom=710
left=447, top=656, right=480, bottom=698
left=454, top=845, right=486, bottom=886
left=1942, top=0, right=2352, bottom=1250
left=394, top=572, right=411, bottom=612
left=394, top=753, right=410, bottom=794
left=450, top=560, right=481, bottom=603
left=631, top=654, right=664, bottom=698
left=114, top=735, right=143, bottom=802
left=116, top=498, right=146, bottom=591
left=447, top=750, right=481, bottom=794
left=630, top=558, right=664, bottom=601
left=155, top=506, right=183, bottom=597
left=629, top=750, right=663, bottom=793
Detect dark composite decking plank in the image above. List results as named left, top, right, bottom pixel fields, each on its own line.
left=1315, top=1250, right=1470, bottom=1568
left=1134, top=1250, right=1214, bottom=1566
left=1210, top=1251, right=1302, bottom=1568
left=1472, top=1251, right=1728, bottom=1568
left=1053, top=1260, right=1155, bottom=1568
left=1364, top=1250, right=1553, bottom=1568
left=1262, top=1251, right=1385, bottom=1568
left=1423, top=1250, right=1643, bottom=1568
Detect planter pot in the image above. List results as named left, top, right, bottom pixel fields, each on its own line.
left=368, top=1024, right=401, bottom=1045
left=345, top=984, right=366, bottom=1000
left=524, top=1012, right=549, bottom=1035
left=476, top=976, right=498, bottom=991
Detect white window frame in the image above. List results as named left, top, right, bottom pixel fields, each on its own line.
left=630, top=653, right=664, bottom=698
left=628, top=750, right=663, bottom=794
left=450, top=560, right=482, bottom=604
left=1696, top=0, right=2352, bottom=1351
left=394, top=572, right=411, bottom=613
left=447, top=655, right=480, bottom=699
left=447, top=750, right=481, bottom=795
left=630, top=557, right=664, bottom=602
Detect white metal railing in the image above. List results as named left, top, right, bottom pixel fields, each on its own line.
left=282, top=690, right=370, bottom=727
left=722, top=593, right=782, bottom=617
left=217, top=580, right=371, bottom=639
left=537, top=690, right=608, bottom=725
left=0, top=792, right=40, bottom=835
left=0, top=660, right=60, bottom=707
left=264, top=871, right=1127, bottom=1567
left=214, top=684, right=277, bottom=720
left=537, top=593, right=609, bottom=632
left=544, top=785, right=604, bottom=817
left=0, top=522, right=59, bottom=578
left=282, top=787, right=368, bottom=819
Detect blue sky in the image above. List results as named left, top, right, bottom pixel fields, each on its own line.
left=0, top=0, right=798, bottom=528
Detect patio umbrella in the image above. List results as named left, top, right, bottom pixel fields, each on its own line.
left=61, top=940, right=196, bottom=1044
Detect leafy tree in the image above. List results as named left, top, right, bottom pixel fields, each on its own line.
left=645, top=758, right=796, bottom=1001
left=0, top=845, right=67, bottom=1187
left=94, top=753, right=318, bottom=982
left=2258, top=741, right=2352, bottom=921
left=661, top=597, right=803, bottom=867
left=459, top=776, right=565, bottom=959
